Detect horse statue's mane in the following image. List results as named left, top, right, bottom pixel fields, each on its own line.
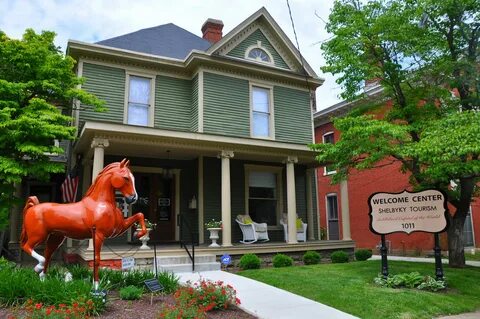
left=84, top=162, right=122, bottom=197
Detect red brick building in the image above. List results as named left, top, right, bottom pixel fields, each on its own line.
left=313, top=86, right=479, bottom=254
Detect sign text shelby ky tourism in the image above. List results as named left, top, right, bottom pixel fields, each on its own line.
left=368, top=189, right=448, bottom=235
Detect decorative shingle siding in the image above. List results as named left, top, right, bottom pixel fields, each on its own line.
left=203, top=72, right=250, bottom=137
left=154, top=75, right=192, bottom=131
left=274, top=86, right=312, bottom=144
left=191, top=74, right=199, bottom=132
left=80, top=63, right=125, bottom=124
left=227, top=29, right=290, bottom=70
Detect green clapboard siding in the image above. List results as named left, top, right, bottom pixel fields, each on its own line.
left=80, top=63, right=125, bottom=123
left=155, top=75, right=192, bottom=131
left=274, top=86, right=312, bottom=144
left=191, top=75, right=198, bottom=132
left=227, top=29, right=290, bottom=70
left=203, top=73, right=250, bottom=137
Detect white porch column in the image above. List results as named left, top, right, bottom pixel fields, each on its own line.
left=306, top=169, right=315, bottom=241
left=285, top=156, right=298, bottom=244
left=91, top=138, right=109, bottom=180
left=9, top=182, right=22, bottom=245
left=218, top=150, right=234, bottom=247
left=88, top=138, right=109, bottom=250
left=198, top=156, right=205, bottom=244
left=340, top=180, right=351, bottom=240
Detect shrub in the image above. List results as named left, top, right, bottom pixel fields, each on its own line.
left=119, top=285, right=143, bottom=300
left=66, top=264, right=91, bottom=281
left=23, top=298, right=97, bottom=319
left=239, top=253, right=261, bottom=270
left=355, top=249, right=373, bottom=261
left=330, top=251, right=349, bottom=263
left=174, top=280, right=241, bottom=312
left=157, top=271, right=180, bottom=294
left=303, top=251, right=321, bottom=265
left=272, top=254, right=293, bottom=268
left=374, top=272, right=446, bottom=291
left=158, top=303, right=207, bottom=319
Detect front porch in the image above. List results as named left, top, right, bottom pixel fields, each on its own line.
left=72, top=239, right=356, bottom=270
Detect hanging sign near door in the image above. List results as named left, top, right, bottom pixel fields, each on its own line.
left=368, top=189, right=448, bottom=235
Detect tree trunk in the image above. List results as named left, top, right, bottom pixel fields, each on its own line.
left=447, top=212, right=466, bottom=268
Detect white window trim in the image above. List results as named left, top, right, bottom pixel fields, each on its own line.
left=123, top=71, right=156, bottom=127
left=244, top=164, right=283, bottom=228
left=249, top=82, right=275, bottom=140
left=244, top=41, right=275, bottom=66
left=325, top=193, right=339, bottom=240
left=322, top=131, right=336, bottom=175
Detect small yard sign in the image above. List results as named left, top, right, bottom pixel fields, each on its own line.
left=121, top=256, right=135, bottom=270
left=144, top=278, right=164, bottom=293
left=220, top=254, right=232, bottom=266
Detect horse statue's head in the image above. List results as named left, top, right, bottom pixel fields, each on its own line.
left=110, top=158, right=138, bottom=204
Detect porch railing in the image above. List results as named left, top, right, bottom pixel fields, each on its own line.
left=178, top=214, right=198, bottom=272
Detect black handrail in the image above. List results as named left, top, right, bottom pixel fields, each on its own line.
left=178, top=214, right=198, bottom=272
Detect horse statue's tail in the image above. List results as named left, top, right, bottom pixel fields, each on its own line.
left=20, top=196, right=40, bottom=249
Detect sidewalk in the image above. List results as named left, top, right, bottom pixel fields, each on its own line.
left=370, top=255, right=480, bottom=267
left=178, top=270, right=358, bottom=319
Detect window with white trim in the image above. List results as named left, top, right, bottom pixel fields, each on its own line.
left=127, top=75, right=152, bottom=126
left=248, top=171, right=278, bottom=225
left=251, top=86, right=273, bottom=138
left=245, top=41, right=274, bottom=66
left=322, top=132, right=336, bottom=174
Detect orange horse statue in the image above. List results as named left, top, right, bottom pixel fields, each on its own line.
left=20, top=159, right=147, bottom=289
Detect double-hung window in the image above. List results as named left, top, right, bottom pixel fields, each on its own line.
left=251, top=85, right=273, bottom=138
left=322, top=132, right=336, bottom=175
left=126, top=75, right=153, bottom=126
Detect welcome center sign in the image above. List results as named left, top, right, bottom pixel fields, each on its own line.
left=369, top=189, right=448, bottom=235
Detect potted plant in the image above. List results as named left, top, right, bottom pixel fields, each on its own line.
left=135, top=219, right=156, bottom=249
left=205, top=219, right=222, bottom=247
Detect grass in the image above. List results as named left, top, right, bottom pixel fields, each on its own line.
left=465, top=253, right=480, bottom=261
left=238, top=260, right=480, bottom=319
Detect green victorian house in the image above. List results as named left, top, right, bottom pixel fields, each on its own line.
left=62, top=8, right=352, bottom=264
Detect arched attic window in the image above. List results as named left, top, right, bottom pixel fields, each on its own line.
left=245, top=41, right=274, bottom=65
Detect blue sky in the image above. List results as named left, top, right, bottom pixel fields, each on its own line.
left=0, top=0, right=342, bottom=110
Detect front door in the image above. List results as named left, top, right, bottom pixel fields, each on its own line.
left=327, top=194, right=340, bottom=240
left=132, top=173, right=176, bottom=243
left=463, top=208, right=474, bottom=247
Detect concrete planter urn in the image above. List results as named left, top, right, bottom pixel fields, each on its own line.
left=207, top=228, right=222, bottom=247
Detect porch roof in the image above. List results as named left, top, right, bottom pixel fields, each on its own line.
left=75, top=121, right=320, bottom=166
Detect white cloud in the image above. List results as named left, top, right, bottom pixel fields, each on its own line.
left=0, top=0, right=343, bottom=110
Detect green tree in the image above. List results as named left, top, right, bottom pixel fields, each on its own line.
left=313, top=0, right=479, bottom=267
left=0, top=29, right=104, bottom=229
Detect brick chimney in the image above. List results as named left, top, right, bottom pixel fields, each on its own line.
left=201, top=18, right=224, bottom=44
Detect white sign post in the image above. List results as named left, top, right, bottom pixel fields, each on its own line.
left=368, top=189, right=448, bottom=280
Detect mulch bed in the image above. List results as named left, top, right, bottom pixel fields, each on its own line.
left=0, top=291, right=257, bottom=319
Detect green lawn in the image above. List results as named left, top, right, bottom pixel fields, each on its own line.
left=465, top=253, right=480, bottom=261
left=238, top=260, right=480, bottom=319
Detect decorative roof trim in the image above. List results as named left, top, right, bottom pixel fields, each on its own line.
left=206, top=7, right=317, bottom=77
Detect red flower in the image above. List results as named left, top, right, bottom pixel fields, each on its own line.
left=35, top=303, right=42, bottom=310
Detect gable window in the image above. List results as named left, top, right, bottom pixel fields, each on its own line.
left=245, top=41, right=274, bottom=66
left=246, top=167, right=282, bottom=225
left=251, top=85, right=274, bottom=139
left=248, top=48, right=271, bottom=63
left=126, top=74, right=154, bottom=126
left=322, top=132, right=336, bottom=175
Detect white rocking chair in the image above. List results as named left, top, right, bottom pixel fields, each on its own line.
left=235, top=214, right=269, bottom=244
left=280, top=216, right=307, bottom=242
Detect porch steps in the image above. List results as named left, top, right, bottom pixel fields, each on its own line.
left=155, top=254, right=221, bottom=273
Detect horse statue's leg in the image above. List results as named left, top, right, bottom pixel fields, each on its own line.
left=93, top=232, right=105, bottom=291
left=122, top=212, right=147, bottom=238
left=42, top=233, right=66, bottom=277
left=21, top=225, right=48, bottom=277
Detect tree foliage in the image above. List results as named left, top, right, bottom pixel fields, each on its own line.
left=0, top=29, right=104, bottom=229
left=312, top=0, right=479, bottom=266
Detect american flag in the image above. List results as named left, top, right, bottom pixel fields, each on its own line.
left=61, top=174, right=79, bottom=203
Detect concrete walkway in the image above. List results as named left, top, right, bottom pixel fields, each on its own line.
left=370, top=255, right=480, bottom=267
left=178, top=270, right=358, bottom=319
